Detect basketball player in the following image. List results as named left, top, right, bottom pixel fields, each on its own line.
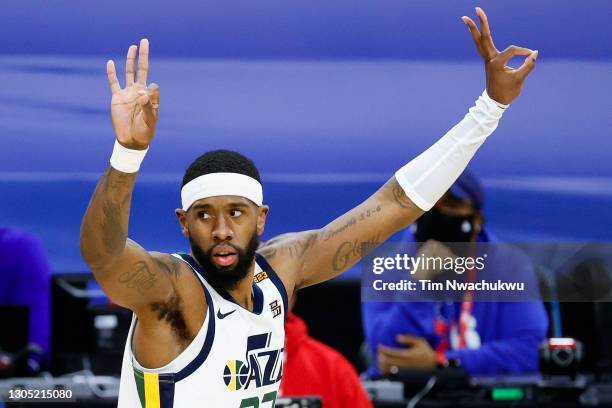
left=80, top=7, right=537, bottom=407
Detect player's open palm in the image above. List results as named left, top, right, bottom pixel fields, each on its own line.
left=106, top=39, right=159, bottom=150
left=462, top=8, right=538, bottom=105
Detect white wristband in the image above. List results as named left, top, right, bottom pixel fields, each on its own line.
left=395, top=90, right=507, bottom=211
left=109, top=141, right=149, bottom=173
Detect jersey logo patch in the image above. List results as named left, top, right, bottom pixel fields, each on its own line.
left=269, top=300, right=282, bottom=318
left=217, top=309, right=236, bottom=319
left=254, top=271, right=269, bottom=283
left=222, top=333, right=283, bottom=391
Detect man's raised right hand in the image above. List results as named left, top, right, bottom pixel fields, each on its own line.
left=106, top=38, right=160, bottom=150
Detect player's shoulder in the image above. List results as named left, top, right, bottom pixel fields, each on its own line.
left=257, top=231, right=319, bottom=302
left=147, top=251, right=187, bottom=280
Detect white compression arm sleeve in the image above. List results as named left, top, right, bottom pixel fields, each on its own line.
left=394, top=90, right=508, bottom=211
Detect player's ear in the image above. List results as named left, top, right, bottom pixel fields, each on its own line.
left=256, top=205, right=269, bottom=236
left=175, top=208, right=189, bottom=237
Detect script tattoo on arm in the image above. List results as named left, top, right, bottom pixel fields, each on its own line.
left=321, top=204, right=383, bottom=244
left=118, top=260, right=158, bottom=294
left=258, top=177, right=422, bottom=289
left=272, top=177, right=422, bottom=288
left=331, top=233, right=383, bottom=272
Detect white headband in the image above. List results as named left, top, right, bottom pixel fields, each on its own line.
left=181, top=172, right=263, bottom=210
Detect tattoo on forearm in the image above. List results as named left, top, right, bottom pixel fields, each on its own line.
left=96, top=167, right=135, bottom=256
left=118, top=261, right=158, bottom=293
left=323, top=205, right=382, bottom=241
left=101, top=201, right=126, bottom=256
left=323, top=217, right=356, bottom=241
left=391, top=179, right=415, bottom=209
left=100, top=166, right=132, bottom=193
left=358, top=204, right=382, bottom=221
left=105, top=173, right=130, bottom=194
left=331, top=233, right=382, bottom=272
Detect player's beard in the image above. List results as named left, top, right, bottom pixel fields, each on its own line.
left=189, top=230, right=259, bottom=292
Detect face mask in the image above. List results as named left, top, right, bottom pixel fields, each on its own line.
left=413, top=208, right=476, bottom=254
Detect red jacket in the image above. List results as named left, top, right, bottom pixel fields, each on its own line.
left=280, top=312, right=373, bottom=408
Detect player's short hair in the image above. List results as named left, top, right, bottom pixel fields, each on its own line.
left=182, top=150, right=261, bottom=188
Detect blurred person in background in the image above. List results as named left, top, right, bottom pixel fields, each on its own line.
left=281, top=295, right=373, bottom=408
left=362, top=171, right=549, bottom=376
left=0, top=228, right=51, bottom=374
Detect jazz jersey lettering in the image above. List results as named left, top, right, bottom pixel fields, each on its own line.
left=117, top=253, right=288, bottom=407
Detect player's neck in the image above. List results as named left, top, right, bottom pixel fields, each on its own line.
left=226, top=265, right=256, bottom=311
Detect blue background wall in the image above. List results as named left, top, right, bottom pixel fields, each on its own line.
left=1, top=1, right=610, bottom=274
left=2, top=0, right=611, bottom=60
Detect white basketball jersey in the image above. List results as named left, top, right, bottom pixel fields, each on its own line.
left=117, top=253, right=288, bottom=408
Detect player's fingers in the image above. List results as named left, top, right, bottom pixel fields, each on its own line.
left=147, top=83, right=160, bottom=105
left=377, top=353, right=392, bottom=374
left=461, top=16, right=484, bottom=56
left=496, top=45, right=533, bottom=66
left=516, top=50, right=539, bottom=80
left=138, top=90, right=157, bottom=129
left=378, top=344, right=407, bottom=358
left=106, top=60, right=121, bottom=94
left=137, top=38, right=149, bottom=86
left=475, top=7, right=497, bottom=56
left=126, top=45, right=137, bottom=86
left=395, top=334, right=421, bottom=346
left=377, top=350, right=407, bottom=367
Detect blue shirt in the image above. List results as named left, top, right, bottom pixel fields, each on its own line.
left=362, top=229, right=548, bottom=376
